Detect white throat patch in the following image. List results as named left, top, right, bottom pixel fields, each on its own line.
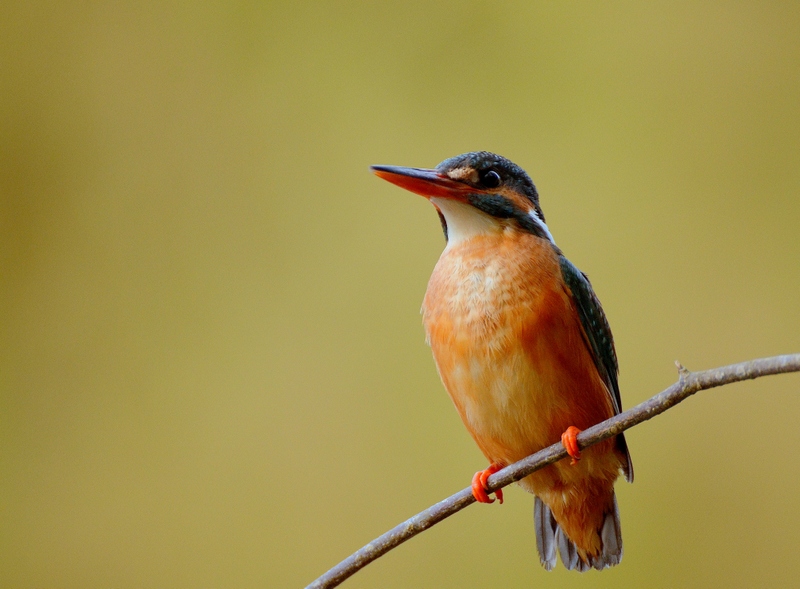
left=430, top=197, right=502, bottom=248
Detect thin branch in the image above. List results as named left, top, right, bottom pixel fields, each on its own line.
left=305, top=353, right=800, bottom=589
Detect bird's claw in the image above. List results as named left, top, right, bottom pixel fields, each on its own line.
left=471, top=463, right=504, bottom=504
left=561, top=426, right=582, bottom=465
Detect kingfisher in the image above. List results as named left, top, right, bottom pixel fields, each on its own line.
left=371, top=152, right=633, bottom=571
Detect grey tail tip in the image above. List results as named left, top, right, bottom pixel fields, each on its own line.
left=534, top=495, right=623, bottom=572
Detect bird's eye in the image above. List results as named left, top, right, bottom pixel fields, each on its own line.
left=480, top=170, right=502, bottom=189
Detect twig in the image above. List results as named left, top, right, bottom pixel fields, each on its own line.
left=305, top=354, right=800, bottom=589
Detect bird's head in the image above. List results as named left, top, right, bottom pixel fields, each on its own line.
left=371, top=151, right=555, bottom=246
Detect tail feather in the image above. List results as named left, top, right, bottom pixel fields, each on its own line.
left=533, top=496, right=557, bottom=570
left=600, top=496, right=623, bottom=565
left=534, top=494, right=623, bottom=571
left=556, top=526, right=591, bottom=571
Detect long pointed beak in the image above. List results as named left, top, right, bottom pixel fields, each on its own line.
left=370, top=165, right=471, bottom=200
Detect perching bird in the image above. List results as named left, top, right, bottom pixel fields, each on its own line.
left=371, top=152, right=633, bottom=571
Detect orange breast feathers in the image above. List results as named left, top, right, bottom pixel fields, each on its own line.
left=422, top=231, right=623, bottom=490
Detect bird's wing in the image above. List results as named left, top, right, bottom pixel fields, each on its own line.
left=558, top=255, right=633, bottom=482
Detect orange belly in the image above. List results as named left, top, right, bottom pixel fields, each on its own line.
left=422, top=231, right=624, bottom=556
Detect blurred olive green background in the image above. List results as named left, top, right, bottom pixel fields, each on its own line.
left=3, top=2, right=800, bottom=588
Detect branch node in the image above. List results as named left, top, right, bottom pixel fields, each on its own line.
left=675, top=360, right=691, bottom=382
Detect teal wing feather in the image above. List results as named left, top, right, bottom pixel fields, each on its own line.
left=558, top=255, right=633, bottom=483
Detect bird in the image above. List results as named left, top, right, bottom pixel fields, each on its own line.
left=370, top=152, right=633, bottom=571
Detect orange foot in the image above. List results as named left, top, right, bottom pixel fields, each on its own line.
left=471, top=463, right=504, bottom=504
left=561, top=426, right=582, bottom=465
